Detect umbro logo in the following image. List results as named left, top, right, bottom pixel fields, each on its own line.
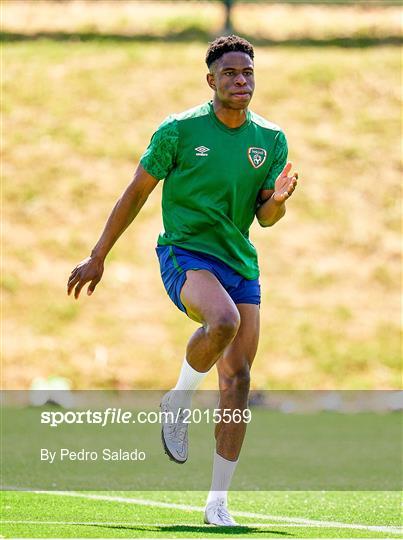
left=195, top=145, right=210, bottom=156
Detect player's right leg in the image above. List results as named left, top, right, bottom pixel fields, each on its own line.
left=180, top=269, right=241, bottom=371
left=160, top=268, right=240, bottom=463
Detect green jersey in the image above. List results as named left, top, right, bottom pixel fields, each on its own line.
left=140, top=101, right=287, bottom=280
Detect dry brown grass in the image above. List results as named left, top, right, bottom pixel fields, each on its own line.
left=2, top=0, right=400, bottom=40
left=3, top=2, right=401, bottom=390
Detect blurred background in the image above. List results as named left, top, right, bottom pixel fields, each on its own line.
left=2, top=0, right=401, bottom=390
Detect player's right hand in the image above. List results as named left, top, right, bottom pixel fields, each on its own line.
left=67, top=256, right=104, bottom=299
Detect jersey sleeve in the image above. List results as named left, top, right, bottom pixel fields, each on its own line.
left=261, top=131, right=288, bottom=190
left=140, top=116, right=179, bottom=180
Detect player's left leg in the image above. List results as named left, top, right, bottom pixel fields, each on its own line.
left=204, top=303, right=259, bottom=526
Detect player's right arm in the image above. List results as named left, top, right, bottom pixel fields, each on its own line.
left=67, top=165, right=158, bottom=299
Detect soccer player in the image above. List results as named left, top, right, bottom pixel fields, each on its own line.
left=67, top=35, right=298, bottom=526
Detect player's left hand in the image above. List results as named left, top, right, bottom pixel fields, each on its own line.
left=273, top=162, right=299, bottom=204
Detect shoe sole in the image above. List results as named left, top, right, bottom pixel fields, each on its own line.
left=203, top=517, right=238, bottom=526
left=160, top=401, right=187, bottom=464
left=204, top=510, right=238, bottom=526
left=160, top=427, right=187, bottom=464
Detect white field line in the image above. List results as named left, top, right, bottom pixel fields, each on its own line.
left=5, top=489, right=401, bottom=535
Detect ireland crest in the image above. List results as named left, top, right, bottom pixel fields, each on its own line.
left=248, top=147, right=267, bottom=169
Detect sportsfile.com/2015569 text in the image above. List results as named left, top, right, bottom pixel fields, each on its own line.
left=40, top=408, right=252, bottom=427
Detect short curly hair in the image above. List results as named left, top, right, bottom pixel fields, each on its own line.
left=205, top=34, right=254, bottom=69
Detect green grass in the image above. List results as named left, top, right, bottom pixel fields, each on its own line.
left=4, top=404, right=400, bottom=491
left=1, top=490, right=401, bottom=538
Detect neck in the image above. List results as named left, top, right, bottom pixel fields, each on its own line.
left=212, top=97, right=247, bottom=128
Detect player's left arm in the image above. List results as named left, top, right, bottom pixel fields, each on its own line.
left=256, top=162, right=299, bottom=227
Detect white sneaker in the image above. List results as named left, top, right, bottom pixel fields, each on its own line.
left=160, top=391, right=188, bottom=464
left=204, top=498, right=238, bottom=526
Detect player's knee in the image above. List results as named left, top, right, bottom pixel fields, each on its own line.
left=208, top=310, right=240, bottom=344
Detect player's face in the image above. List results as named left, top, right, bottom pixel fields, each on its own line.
left=208, top=51, right=255, bottom=110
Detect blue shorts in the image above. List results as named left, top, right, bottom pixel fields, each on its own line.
left=156, top=245, right=261, bottom=314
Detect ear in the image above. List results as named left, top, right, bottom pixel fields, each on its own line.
left=206, top=72, right=216, bottom=91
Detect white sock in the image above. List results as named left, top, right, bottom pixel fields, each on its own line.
left=169, top=358, right=208, bottom=410
left=206, top=451, right=239, bottom=506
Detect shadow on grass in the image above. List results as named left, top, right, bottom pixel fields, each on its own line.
left=91, top=523, right=292, bottom=536
left=1, top=30, right=402, bottom=48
